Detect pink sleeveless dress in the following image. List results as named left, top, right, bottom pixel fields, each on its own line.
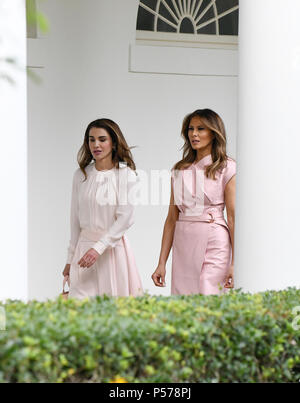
left=171, top=154, right=236, bottom=295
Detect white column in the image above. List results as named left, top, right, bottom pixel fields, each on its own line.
left=236, top=0, right=300, bottom=292
left=0, top=0, right=27, bottom=301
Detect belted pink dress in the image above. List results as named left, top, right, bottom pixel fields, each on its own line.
left=66, top=162, right=143, bottom=299
left=171, top=154, right=236, bottom=296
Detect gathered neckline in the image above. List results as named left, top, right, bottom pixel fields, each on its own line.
left=92, top=162, right=116, bottom=173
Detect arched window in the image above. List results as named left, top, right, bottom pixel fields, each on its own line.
left=136, top=0, right=239, bottom=47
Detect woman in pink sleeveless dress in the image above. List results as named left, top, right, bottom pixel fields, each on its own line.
left=62, top=118, right=143, bottom=299
left=152, top=109, right=236, bottom=295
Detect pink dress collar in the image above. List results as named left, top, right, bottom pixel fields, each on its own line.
left=192, top=154, right=212, bottom=168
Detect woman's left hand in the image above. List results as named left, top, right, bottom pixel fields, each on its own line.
left=224, top=264, right=234, bottom=288
left=78, top=248, right=100, bottom=268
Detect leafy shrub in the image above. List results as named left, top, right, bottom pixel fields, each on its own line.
left=0, top=288, right=299, bottom=383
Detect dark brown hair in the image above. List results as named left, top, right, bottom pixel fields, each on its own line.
left=173, top=108, right=231, bottom=180
left=77, top=118, right=136, bottom=181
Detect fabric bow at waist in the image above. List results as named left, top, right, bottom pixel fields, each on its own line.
left=178, top=210, right=225, bottom=224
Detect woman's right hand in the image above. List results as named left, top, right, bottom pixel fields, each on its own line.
left=151, top=264, right=166, bottom=287
left=62, top=264, right=70, bottom=277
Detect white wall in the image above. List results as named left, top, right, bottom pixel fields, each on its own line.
left=27, top=0, right=237, bottom=301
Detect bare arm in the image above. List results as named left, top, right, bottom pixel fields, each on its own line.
left=224, top=175, right=236, bottom=288
left=152, top=181, right=179, bottom=287
left=224, top=175, right=236, bottom=263
left=158, top=183, right=179, bottom=265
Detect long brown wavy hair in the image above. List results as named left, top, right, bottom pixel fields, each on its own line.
left=77, top=118, right=136, bottom=181
left=173, top=109, right=231, bottom=180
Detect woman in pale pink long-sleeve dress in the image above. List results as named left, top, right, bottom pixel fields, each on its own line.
left=152, top=109, right=236, bottom=295
left=62, top=118, right=143, bottom=299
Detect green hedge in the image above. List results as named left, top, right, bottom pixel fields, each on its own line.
left=0, top=288, right=300, bottom=383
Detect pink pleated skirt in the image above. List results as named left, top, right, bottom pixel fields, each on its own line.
left=69, top=229, right=143, bottom=300
left=171, top=213, right=232, bottom=296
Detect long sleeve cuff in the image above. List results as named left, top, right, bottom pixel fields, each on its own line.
left=92, top=240, right=107, bottom=256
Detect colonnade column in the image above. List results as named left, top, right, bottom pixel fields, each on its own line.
left=235, top=0, right=300, bottom=292
left=0, top=0, right=27, bottom=301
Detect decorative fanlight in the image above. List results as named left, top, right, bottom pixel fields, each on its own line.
left=137, top=0, right=239, bottom=35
